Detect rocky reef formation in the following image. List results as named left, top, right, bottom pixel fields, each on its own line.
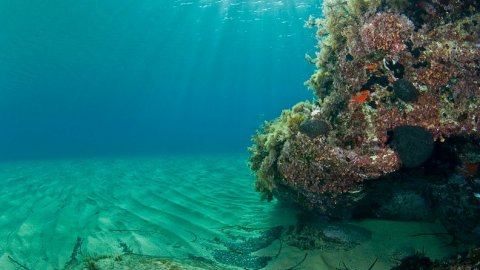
left=393, top=247, right=480, bottom=270
left=249, top=0, right=480, bottom=243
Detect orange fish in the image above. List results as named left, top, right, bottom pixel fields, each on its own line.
left=364, top=63, right=377, bottom=70
left=352, top=90, right=369, bottom=103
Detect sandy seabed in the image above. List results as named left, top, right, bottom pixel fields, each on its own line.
left=0, top=154, right=464, bottom=269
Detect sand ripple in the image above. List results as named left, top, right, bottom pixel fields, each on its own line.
left=0, top=154, right=292, bottom=270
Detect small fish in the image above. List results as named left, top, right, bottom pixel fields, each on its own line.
left=364, top=63, right=377, bottom=70
left=352, top=90, right=370, bottom=103
left=474, top=193, right=480, bottom=199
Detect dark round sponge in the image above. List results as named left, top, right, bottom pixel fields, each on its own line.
left=391, top=125, right=433, bottom=168
left=393, top=79, right=419, bottom=102
left=299, top=119, right=329, bottom=138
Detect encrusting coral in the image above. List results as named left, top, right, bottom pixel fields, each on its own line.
left=249, top=0, right=480, bottom=225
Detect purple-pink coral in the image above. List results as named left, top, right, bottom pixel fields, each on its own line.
left=360, top=12, right=414, bottom=58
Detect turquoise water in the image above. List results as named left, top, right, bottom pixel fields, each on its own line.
left=0, top=0, right=316, bottom=159
left=0, top=1, right=470, bottom=269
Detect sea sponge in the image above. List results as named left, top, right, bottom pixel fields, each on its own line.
left=393, top=79, right=419, bottom=102
left=391, top=125, right=434, bottom=168
left=299, top=119, right=330, bottom=138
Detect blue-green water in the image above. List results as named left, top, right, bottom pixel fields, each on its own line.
left=0, top=1, right=465, bottom=269
left=0, top=0, right=318, bottom=159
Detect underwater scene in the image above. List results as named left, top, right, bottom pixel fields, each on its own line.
left=0, top=0, right=479, bottom=269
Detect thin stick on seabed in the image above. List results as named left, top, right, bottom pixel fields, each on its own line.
left=8, top=255, right=31, bottom=270
left=286, top=252, right=308, bottom=270
left=368, top=257, right=378, bottom=270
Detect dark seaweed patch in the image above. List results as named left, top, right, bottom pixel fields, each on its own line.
left=384, top=60, right=405, bottom=78
left=392, top=253, right=433, bottom=270
left=212, top=250, right=271, bottom=270
left=64, top=237, right=84, bottom=269
left=213, top=226, right=283, bottom=269
left=223, top=226, right=283, bottom=254
left=360, top=74, right=389, bottom=91
left=411, top=47, right=425, bottom=58
left=412, top=62, right=429, bottom=69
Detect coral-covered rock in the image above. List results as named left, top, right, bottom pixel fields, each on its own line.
left=360, top=12, right=414, bottom=59
left=393, top=247, right=480, bottom=270
left=249, top=0, right=480, bottom=231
